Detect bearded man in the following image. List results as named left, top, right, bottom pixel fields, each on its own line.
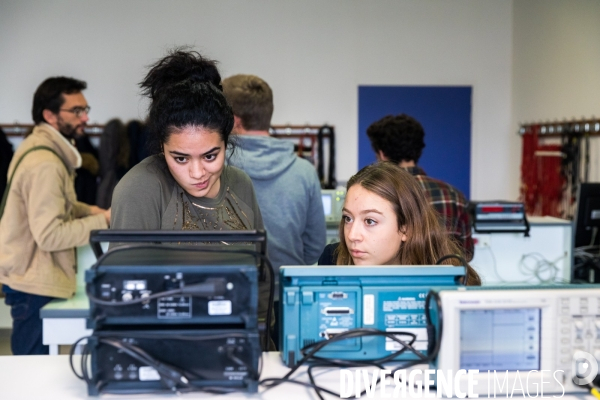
left=0, top=77, right=110, bottom=354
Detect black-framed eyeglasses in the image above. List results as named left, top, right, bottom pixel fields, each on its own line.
left=60, top=106, right=91, bottom=118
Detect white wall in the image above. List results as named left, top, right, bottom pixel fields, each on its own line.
left=513, top=0, right=600, bottom=125
left=0, top=0, right=514, bottom=199
left=513, top=0, right=600, bottom=184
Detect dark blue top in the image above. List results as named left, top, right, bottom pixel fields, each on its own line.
left=318, top=243, right=339, bottom=265
left=2, top=284, right=15, bottom=294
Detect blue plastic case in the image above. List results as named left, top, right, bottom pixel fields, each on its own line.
left=279, top=265, right=465, bottom=366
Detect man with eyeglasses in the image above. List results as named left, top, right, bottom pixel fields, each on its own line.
left=0, top=77, right=110, bottom=355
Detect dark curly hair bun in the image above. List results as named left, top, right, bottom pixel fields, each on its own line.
left=140, top=48, right=222, bottom=100
left=140, top=47, right=234, bottom=155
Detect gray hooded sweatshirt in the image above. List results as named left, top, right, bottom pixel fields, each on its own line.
left=228, top=135, right=326, bottom=296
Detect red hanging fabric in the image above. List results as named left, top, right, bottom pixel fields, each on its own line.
left=537, top=144, right=564, bottom=216
left=520, top=126, right=539, bottom=214
left=520, top=125, right=565, bottom=217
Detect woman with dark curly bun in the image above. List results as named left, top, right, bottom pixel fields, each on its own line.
left=112, top=48, right=262, bottom=232
left=110, top=49, right=272, bottom=345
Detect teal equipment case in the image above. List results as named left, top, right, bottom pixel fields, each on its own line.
left=279, top=265, right=465, bottom=367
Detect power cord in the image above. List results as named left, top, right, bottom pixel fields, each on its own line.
left=69, top=332, right=261, bottom=395
left=86, top=280, right=227, bottom=306
left=474, top=246, right=568, bottom=284
left=476, top=245, right=505, bottom=283
left=573, top=245, right=600, bottom=283
left=518, top=252, right=567, bottom=283
left=435, top=254, right=469, bottom=285
left=260, top=329, right=421, bottom=399
left=260, top=290, right=443, bottom=399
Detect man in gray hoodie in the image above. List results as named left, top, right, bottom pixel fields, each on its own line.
left=223, top=74, right=326, bottom=295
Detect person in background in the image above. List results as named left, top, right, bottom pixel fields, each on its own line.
left=0, top=77, right=110, bottom=355
left=222, top=74, right=326, bottom=348
left=222, top=74, right=326, bottom=289
left=318, top=162, right=480, bottom=286
left=366, top=114, right=474, bottom=260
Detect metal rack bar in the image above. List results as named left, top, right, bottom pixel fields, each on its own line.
left=0, top=123, right=105, bottom=137
left=518, top=118, right=600, bottom=137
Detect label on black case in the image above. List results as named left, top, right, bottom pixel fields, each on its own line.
left=157, top=296, right=192, bottom=318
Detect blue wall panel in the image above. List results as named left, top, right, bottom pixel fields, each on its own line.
left=358, top=86, right=472, bottom=199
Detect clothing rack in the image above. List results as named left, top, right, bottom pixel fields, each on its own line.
left=519, top=116, right=600, bottom=219
left=269, top=125, right=331, bottom=136
left=1, top=123, right=334, bottom=138
left=0, top=123, right=105, bottom=137
left=269, top=124, right=336, bottom=189
left=2, top=123, right=333, bottom=138
left=2, top=122, right=338, bottom=189
left=518, top=118, right=600, bottom=137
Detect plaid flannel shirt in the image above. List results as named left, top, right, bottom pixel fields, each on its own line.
left=406, top=166, right=474, bottom=261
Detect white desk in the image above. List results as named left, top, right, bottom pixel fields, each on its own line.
left=0, top=353, right=593, bottom=400
left=472, top=216, right=572, bottom=285
left=0, top=352, right=351, bottom=399
left=40, top=292, right=91, bottom=355
left=39, top=244, right=105, bottom=355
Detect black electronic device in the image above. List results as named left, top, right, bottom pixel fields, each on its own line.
left=86, top=245, right=259, bottom=329
left=84, top=328, right=261, bottom=395
left=574, top=183, right=600, bottom=248
left=75, top=230, right=270, bottom=396
left=85, top=230, right=270, bottom=330
left=471, top=201, right=530, bottom=235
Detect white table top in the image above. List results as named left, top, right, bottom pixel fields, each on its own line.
left=0, top=352, right=345, bottom=399
left=0, top=352, right=594, bottom=400
left=40, top=291, right=89, bottom=319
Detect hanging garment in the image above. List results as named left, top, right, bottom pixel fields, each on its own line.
left=520, top=126, right=565, bottom=217
left=74, top=133, right=99, bottom=205
left=127, top=120, right=149, bottom=168
left=96, top=119, right=129, bottom=208
left=0, top=127, right=14, bottom=198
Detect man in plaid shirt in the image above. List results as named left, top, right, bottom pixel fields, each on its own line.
left=366, top=114, right=474, bottom=260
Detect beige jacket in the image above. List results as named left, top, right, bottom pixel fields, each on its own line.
left=0, top=124, right=107, bottom=298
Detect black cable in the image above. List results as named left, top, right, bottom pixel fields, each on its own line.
left=307, top=363, right=327, bottom=400
left=260, top=328, right=430, bottom=398
left=93, top=330, right=262, bottom=380
left=299, top=329, right=423, bottom=364
left=424, top=290, right=443, bottom=361
left=327, top=126, right=336, bottom=188
left=87, top=244, right=275, bottom=351
left=69, top=335, right=92, bottom=382
left=265, top=292, right=445, bottom=399
left=75, top=327, right=440, bottom=397
left=316, top=125, right=325, bottom=185
left=436, top=253, right=469, bottom=285
left=305, top=360, right=386, bottom=400
left=385, top=291, right=444, bottom=389
left=86, top=281, right=226, bottom=306
left=101, top=339, right=186, bottom=391
left=585, top=131, right=590, bottom=183
left=89, top=336, right=255, bottom=394
left=71, top=331, right=262, bottom=394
